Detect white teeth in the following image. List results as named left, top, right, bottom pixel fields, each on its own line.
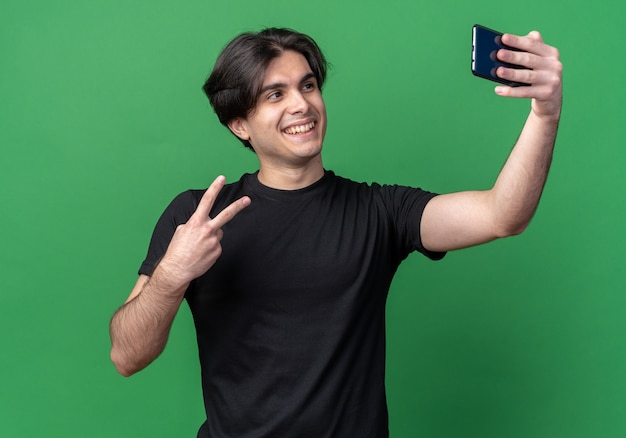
left=284, top=122, right=315, bottom=135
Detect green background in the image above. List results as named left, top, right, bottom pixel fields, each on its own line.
left=1, top=0, right=624, bottom=436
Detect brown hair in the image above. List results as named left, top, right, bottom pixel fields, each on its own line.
left=203, top=28, right=328, bottom=150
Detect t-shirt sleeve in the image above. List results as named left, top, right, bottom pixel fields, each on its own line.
left=379, top=184, right=446, bottom=261
left=138, top=190, right=201, bottom=276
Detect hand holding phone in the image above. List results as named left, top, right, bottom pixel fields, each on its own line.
left=471, top=25, right=563, bottom=120
left=471, top=24, right=530, bottom=87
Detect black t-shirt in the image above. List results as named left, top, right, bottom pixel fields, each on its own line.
left=140, top=171, right=445, bottom=437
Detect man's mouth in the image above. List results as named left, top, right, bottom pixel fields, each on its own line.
left=283, top=121, right=315, bottom=135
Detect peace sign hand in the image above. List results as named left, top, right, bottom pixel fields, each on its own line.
left=157, top=175, right=251, bottom=290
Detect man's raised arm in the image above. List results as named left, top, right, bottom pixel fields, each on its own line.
left=421, top=30, right=562, bottom=252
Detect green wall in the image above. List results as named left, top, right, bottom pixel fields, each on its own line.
left=1, top=0, right=624, bottom=436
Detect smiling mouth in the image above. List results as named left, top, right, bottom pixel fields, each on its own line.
left=283, top=121, right=315, bottom=135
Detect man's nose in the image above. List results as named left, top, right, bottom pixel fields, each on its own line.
left=287, top=91, right=309, bottom=114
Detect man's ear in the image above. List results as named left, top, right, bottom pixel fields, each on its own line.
left=227, top=118, right=250, bottom=141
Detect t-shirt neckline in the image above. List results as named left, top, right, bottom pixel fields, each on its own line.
left=244, top=169, right=334, bottom=200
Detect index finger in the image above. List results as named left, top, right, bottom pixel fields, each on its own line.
left=210, top=196, right=251, bottom=228
left=501, top=31, right=557, bottom=58
left=192, top=175, right=227, bottom=220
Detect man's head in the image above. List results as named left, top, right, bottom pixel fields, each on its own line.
left=203, top=28, right=328, bottom=151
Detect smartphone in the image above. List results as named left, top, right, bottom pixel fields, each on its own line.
left=471, top=24, right=529, bottom=87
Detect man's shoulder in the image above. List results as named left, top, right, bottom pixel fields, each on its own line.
left=328, top=172, right=403, bottom=200
left=327, top=171, right=380, bottom=189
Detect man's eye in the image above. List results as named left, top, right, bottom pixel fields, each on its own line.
left=303, top=83, right=315, bottom=91
left=268, top=91, right=282, bottom=100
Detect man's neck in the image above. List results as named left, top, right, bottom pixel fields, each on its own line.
left=257, top=158, right=325, bottom=190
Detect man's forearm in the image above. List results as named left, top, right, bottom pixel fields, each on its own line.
left=110, top=270, right=188, bottom=377
left=489, top=109, right=559, bottom=236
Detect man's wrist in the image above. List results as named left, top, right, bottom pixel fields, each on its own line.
left=149, top=260, right=190, bottom=300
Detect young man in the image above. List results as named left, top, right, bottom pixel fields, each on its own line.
left=110, top=28, right=562, bottom=437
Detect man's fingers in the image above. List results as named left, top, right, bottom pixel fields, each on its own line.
left=495, top=29, right=562, bottom=104
left=210, top=196, right=251, bottom=228
left=501, top=31, right=558, bottom=59
left=501, top=32, right=542, bottom=52
left=495, top=83, right=534, bottom=99
left=496, top=63, right=536, bottom=85
left=497, top=48, right=535, bottom=69
left=190, top=175, right=251, bottom=228
left=192, top=175, right=227, bottom=220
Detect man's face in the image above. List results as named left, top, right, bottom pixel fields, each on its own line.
left=229, top=50, right=327, bottom=170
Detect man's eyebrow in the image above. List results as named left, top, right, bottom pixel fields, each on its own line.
left=259, top=72, right=316, bottom=95
left=299, top=72, right=316, bottom=84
